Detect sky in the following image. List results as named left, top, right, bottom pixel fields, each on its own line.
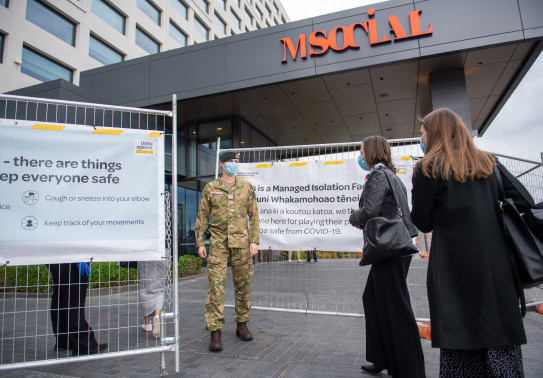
left=280, top=0, right=543, bottom=163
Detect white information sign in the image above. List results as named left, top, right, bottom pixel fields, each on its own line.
left=0, top=120, right=165, bottom=265
left=238, top=157, right=413, bottom=252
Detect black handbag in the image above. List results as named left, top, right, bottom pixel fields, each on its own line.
left=496, top=168, right=543, bottom=290
left=360, top=169, right=418, bottom=266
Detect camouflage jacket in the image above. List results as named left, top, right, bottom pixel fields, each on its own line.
left=195, top=177, right=259, bottom=248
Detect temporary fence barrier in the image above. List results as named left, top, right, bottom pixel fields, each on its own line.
left=217, top=140, right=543, bottom=320
left=0, top=94, right=180, bottom=375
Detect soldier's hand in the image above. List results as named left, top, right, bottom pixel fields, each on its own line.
left=249, top=243, right=259, bottom=257
left=198, top=246, right=207, bottom=259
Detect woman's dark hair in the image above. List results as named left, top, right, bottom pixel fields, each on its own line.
left=418, top=108, right=495, bottom=182
left=362, top=135, right=397, bottom=172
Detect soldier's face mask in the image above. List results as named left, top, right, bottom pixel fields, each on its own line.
left=225, top=162, right=239, bottom=175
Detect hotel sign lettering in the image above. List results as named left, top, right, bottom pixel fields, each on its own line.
left=280, top=8, right=433, bottom=63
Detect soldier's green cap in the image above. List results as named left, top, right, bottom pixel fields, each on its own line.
left=219, top=151, right=240, bottom=162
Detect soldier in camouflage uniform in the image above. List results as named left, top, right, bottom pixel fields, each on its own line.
left=195, top=150, right=259, bottom=352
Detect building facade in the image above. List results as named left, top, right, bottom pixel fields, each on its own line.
left=0, top=0, right=289, bottom=93
left=4, top=0, right=543, bottom=256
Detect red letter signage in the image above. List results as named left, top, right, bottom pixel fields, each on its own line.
left=280, top=8, right=433, bottom=63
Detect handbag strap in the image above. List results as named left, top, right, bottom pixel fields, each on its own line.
left=380, top=168, right=403, bottom=217
left=494, top=166, right=527, bottom=317
left=495, top=166, right=505, bottom=201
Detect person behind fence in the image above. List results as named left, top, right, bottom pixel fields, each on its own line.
left=138, top=260, right=167, bottom=338
left=195, top=150, right=260, bottom=352
left=48, top=262, right=107, bottom=356
left=411, top=108, right=527, bottom=377
left=349, top=136, right=425, bottom=377
left=306, top=249, right=317, bottom=262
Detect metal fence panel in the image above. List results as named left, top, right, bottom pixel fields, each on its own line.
left=220, top=140, right=543, bottom=319
left=0, top=94, right=179, bottom=374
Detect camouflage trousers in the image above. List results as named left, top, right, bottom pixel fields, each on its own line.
left=205, top=242, right=254, bottom=332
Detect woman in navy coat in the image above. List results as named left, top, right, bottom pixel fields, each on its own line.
left=350, top=136, right=425, bottom=378
left=411, top=108, right=526, bottom=377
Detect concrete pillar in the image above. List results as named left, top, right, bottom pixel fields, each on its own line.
left=429, top=70, right=472, bottom=132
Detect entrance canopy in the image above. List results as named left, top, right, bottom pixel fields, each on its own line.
left=74, top=0, right=543, bottom=146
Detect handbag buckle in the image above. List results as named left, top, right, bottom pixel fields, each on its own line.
left=498, top=200, right=504, bottom=212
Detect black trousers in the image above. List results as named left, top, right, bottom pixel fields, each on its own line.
left=48, top=263, right=98, bottom=354
left=363, top=256, right=426, bottom=378
left=306, top=250, right=317, bottom=261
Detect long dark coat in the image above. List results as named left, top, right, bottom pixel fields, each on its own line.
left=411, top=165, right=527, bottom=350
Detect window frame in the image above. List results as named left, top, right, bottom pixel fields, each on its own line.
left=92, top=0, right=126, bottom=35
left=193, top=16, right=209, bottom=41
left=25, top=0, right=77, bottom=46
left=135, top=26, right=160, bottom=54
left=169, top=21, right=187, bottom=47
left=21, top=45, right=73, bottom=83
left=89, top=33, right=124, bottom=65
left=214, top=12, right=226, bottom=36
left=137, top=0, right=161, bottom=26
left=0, top=32, right=5, bottom=64
left=170, top=0, right=187, bottom=19
left=229, top=8, right=241, bottom=30
left=244, top=7, right=252, bottom=26
left=194, top=0, right=208, bottom=13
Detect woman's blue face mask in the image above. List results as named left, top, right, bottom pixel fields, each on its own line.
left=225, top=162, right=239, bottom=175
left=358, top=155, right=370, bottom=171
left=420, top=132, right=427, bottom=154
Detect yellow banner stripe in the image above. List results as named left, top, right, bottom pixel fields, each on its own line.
left=147, top=132, right=161, bottom=138
left=92, top=128, right=124, bottom=135
left=289, top=162, right=308, bottom=167
left=31, top=124, right=65, bottom=131
left=256, top=164, right=273, bottom=168
left=136, top=150, right=153, bottom=154
left=324, top=161, right=344, bottom=165
left=396, top=170, right=407, bottom=174
left=400, top=156, right=411, bottom=161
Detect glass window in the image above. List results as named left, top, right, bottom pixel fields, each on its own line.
left=89, top=34, right=123, bottom=65
left=26, top=0, right=76, bottom=46
left=194, top=17, right=208, bottom=40
left=21, top=46, right=72, bottom=82
left=255, top=6, right=262, bottom=20
left=92, top=0, right=125, bottom=34
left=214, top=12, right=226, bottom=35
left=229, top=9, right=240, bottom=30
left=0, top=33, right=5, bottom=63
left=244, top=7, right=252, bottom=25
left=0, top=0, right=8, bottom=8
left=136, top=26, right=159, bottom=54
left=194, top=0, right=208, bottom=13
left=170, top=0, right=187, bottom=19
left=169, top=22, right=186, bottom=47
left=137, top=0, right=160, bottom=25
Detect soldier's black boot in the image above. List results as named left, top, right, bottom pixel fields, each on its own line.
left=236, top=322, right=253, bottom=341
left=209, top=330, right=222, bottom=352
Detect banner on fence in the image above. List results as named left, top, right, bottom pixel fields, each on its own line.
left=238, top=157, right=413, bottom=252
left=0, top=120, right=165, bottom=265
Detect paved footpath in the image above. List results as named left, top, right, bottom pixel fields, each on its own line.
left=1, top=271, right=542, bottom=377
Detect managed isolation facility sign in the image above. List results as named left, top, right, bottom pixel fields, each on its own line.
left=238, top=158, right=413, bottom=252
left=0, top=120, right=165, bottom=266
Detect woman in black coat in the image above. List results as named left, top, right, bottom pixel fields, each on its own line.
left=411, top=108, right=526, bottom=377
left=349, top=135, right=425, bottom=378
